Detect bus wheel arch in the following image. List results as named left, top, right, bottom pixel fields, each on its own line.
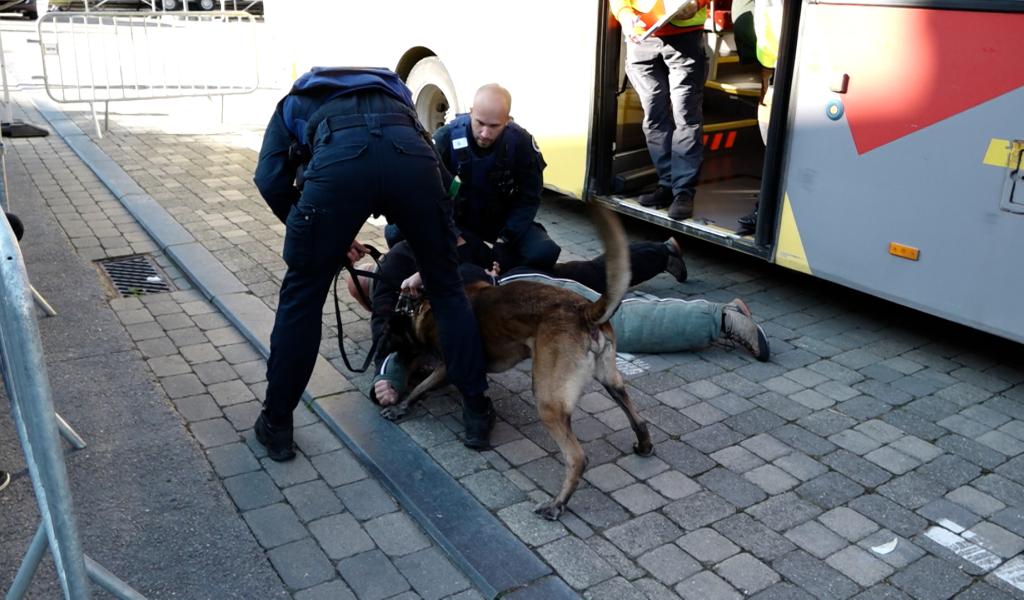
left=405, top=56, right=458, bottom=133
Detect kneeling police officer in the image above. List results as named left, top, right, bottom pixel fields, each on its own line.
left=253, top=67, right=492, bottom=460
left=388, top=84, right=560, bottom=273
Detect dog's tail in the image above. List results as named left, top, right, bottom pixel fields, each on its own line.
left=584, top=204, right=631, bottom=326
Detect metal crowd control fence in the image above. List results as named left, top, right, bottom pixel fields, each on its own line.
left=37, top=10, right=259, bottom=137
left=1, top=141, right=144, bottom=599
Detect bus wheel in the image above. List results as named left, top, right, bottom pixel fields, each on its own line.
left=406, top=56, right=457, bottom=133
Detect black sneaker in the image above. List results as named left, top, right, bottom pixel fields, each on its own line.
left=0, top=470, right=10, bottom=493
left=664, top=237, right=687, bottom=283
left=462, top=400, right=496, bottom=450
left=254, top=413, right=296, bottom=462
left=668, top=195, right=694, bottom=220
left=638, top=186, right=673, bottom=208
left=737, top=207, right=757, bottom=235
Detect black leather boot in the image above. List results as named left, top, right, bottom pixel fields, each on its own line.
left=462, top=397, right=495, bottom=450
left=254, top=412, right=296, bottom=462
left=638, top=186, right=673, bottom=208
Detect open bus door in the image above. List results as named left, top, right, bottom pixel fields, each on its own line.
left=589, top=0, right=801, bottom=259
left=591, top=0, right=1024, bottom=344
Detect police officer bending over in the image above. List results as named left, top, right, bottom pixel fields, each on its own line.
left=394, top=84, right=560, bottom=272
left=253, top=67, right=492, bottom=459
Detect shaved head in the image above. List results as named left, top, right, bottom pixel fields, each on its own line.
left=469, top=84, right=513, bottom=149
left=473, top=83, right=512, bottom=115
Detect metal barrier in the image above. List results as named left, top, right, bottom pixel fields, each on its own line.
left=37, top=10, right=260, bottom=136
left=1, top=141, right=144, bottom=599
left=54, top=1, right=263, bottom=14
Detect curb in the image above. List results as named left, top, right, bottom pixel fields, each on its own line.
left=29, top=95, right=575, bottom=600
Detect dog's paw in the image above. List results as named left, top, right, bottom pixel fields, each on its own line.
left=380, top=404, right=409, bottom=421
left=533, top=500, right=564, bottom=521
left=633, top=441, right=655, bottom=457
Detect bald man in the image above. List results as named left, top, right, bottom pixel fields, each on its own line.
left=428, top=83, right=561, bottom=272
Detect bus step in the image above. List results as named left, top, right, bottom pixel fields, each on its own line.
left=613, top=165, right=658, bottom=194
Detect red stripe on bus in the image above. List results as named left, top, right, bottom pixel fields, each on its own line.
left=725, top=131, right=736, bottom=148
left=711, top=133, right=723, bottom=151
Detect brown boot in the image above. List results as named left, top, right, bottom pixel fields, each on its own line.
left=722, top=299, right=770, bottom=361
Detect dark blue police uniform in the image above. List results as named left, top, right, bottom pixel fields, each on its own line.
left=253, top=68, right=489, bottom=458
left=432, top=114, right=560, bottom=271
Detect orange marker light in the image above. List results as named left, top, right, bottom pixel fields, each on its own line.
left=889, top=242, right=920, bottom=261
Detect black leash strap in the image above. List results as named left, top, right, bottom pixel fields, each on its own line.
left=333, top=244, right=385, bottom=373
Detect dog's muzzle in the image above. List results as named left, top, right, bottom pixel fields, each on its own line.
left=394, top=292, right=422, bottom=318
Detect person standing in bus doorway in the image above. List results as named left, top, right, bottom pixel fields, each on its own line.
left=427, top=84, right=561, bottom=273
left=612, top=0, right=709, bottom=220
left=252, top=67, right=493, bottom=458
left=736, top=0, right=784, bottom=235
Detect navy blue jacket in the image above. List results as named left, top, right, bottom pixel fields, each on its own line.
left=433, top=114, right=545, bottom=244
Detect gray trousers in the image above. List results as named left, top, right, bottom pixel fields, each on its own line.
left=625, top=30, right=706, bottom=200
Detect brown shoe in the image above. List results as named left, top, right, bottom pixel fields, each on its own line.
left=722, top=299, right=770, bottom=361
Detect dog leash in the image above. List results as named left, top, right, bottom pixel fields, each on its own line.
left=332, top=244, right=386, bottom=373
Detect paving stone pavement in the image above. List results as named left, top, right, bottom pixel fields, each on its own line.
left=8, top=89, right=1024, bottom=600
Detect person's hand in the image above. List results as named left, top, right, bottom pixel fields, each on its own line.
left=401, top=272, right=424, bottom=297
left=617, top=11, right=643, bottom=43
left=486, top=261, right=501, bottom=278
left=347, top=241, right=369, bottom=264
left=677, top=0, right=700, bottom=21
left=492, top=240, right=515, bottom=273
left=457, top=235, right=466, bottom=246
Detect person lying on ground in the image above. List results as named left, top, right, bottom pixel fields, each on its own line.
left=356, top=258, right=769, bottom=407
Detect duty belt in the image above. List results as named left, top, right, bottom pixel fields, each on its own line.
left=324, top=113, right=418, bottom=132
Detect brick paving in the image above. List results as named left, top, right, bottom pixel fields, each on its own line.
left=7, top=87, right=1024, bottom=600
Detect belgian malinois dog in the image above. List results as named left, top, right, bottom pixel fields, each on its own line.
left=385, top=205, right=653, bottom=520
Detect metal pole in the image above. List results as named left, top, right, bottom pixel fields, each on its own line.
left=5, top=524, right=49, bottom=600
left=56, top=412, right=88, bottom=449
left=32, top=284, right=58, bottom=317
left=89, top=102, right=101, bottom=139
left=84, top=557, right=149, bottom=600
left=0, top=28, right=14, bottom=125
left=1, top=208, right=92, bottom=600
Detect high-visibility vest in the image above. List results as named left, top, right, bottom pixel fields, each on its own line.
left=610, top=0, right=708, bottom=37
left=754, top=0, right=783, bottom=69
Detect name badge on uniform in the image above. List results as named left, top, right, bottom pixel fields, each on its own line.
left=452, top=137, right=469, bottom=150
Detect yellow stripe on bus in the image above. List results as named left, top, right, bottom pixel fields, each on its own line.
left=705, top=119, right=758, bottom=133
left=982, top=138, right=1023, bottom=168
left=538, top=135, right=588, bottom=198
left=774, top=193, right=812, bottom=275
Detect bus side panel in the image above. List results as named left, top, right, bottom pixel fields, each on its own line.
left=268, top=0, right=598, bottom=197
left=777, top=2, right=1024, bottom=343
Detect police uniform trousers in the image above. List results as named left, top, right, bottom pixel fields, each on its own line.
left=263, top=111, right=488, bottom=427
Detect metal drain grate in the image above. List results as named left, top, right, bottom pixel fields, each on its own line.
left=97, top=255, right=174, bottom=297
